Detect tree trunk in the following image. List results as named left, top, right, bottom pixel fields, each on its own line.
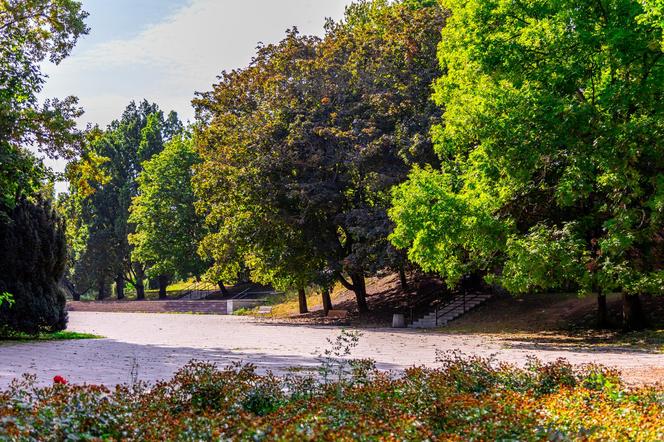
left=115, top=274, right=125, bottom=300
left=321, top=286, right=333, bottom=315
left=97, top=279, right=108, bottom=301
left=158, top=274, right=168, bottom=299
left=350, top=272, right=369, bottom=313
left=63, top=279, right=81, bottom=301
left=597, top=291, right=607, bottom=328
left=218, top=281, right=230, bottom=297
left=399, top=267, right=408, bottom=291
left=135, top=266, right=145, bottom=300
left=298, top=287, right=308, bottom=314
left=622, top=293, right=646, bottom=331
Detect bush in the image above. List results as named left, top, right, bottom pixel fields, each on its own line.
left=1, top=356, right=662, bottom=441
left=0, top=198, right=68, bottom=334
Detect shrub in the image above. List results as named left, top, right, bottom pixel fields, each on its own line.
left=0, top=198, right=68, bottom=334
left=1, top=357, right=662, bottom=441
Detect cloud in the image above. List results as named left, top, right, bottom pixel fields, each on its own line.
left=44, top=0, right=351, bottom=127
left=37, top=0, right=351, bottom=190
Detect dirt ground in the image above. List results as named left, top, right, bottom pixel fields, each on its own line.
left=1, top=312, right=663, bottom=388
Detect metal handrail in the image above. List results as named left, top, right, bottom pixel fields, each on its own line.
left=434, top=291, right=490, bottom=325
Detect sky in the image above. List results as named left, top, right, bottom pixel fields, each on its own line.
left=38, top=0, right=353, bottom=192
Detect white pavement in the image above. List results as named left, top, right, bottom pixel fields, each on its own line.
left=1, top=312, right=663, bottom=388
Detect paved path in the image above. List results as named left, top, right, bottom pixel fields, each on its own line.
left=1, top=312, right=663, bottom=388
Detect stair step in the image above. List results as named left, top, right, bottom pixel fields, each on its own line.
left=408, top=293, right=493, bottom=328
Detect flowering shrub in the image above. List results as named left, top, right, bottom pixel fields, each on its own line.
left=0, top=356, right=662, bottom=441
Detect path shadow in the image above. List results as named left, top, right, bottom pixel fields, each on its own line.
left=0, top=338, right=403, bottom=388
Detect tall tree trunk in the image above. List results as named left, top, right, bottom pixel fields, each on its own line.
left=115, top=274, right=125, bottom=300
left=597, top=290, right=607, bottom=328
left=399, top=267, right=408, bottom=291
left=321, top=286, right=333, bottom=315
left=158, top=274, right=168, bottom=299
left=350, top=272, right=369, bottom=313
left=135, top=266, right=145, bottom=300
left=298, top=287, right=308, bottom=314
left=622, top=293, right=645, bottom=331
left=218, top=281, right=230, bottom=297
left=97, top=278, right=108, bottom=301
left=63, top=279, right=81, bottom=301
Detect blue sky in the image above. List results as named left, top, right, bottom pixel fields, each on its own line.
left=39, top=0, right=353, bottom=189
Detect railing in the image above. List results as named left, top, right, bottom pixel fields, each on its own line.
left=433, top=291, right=491, bottom=326
left=408, top=289, right=454, bottom=325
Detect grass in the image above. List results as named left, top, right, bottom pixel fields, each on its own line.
left=0, top=330, right=103, bottom=342
left=76, top=278, right=219, bottom=301
left=257, top=284, right=348, bottom=317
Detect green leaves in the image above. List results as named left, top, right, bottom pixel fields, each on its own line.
left=129, top=134, right=205, bottom=280
left=194, top=1, right=446, bottom=296
left=391, top=0, right=664, bottom=296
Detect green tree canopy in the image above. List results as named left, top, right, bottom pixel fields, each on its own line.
left=65, top=102, right=182, bottom=299
left=390, top=0, right=664, bottom=328
left=194, top=0, right=445, bottom=312
left=0, top=0, right=88, bottom=209
left=129, top=133, right=206, bottom=289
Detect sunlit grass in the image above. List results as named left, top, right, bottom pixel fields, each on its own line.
left=0, top=331, right=103, bottom=342
left=260, top=280, right=373, bottom=317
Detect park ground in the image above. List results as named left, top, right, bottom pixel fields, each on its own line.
left=1, top=311, right=664, bottom=389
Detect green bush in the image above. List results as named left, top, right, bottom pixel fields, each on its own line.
left=0, top=198, right=67, bottom=334
left=1, top=355, right=662, bottom=441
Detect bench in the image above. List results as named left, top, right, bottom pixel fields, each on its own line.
left=326, top=309, right=348, bottom=319
left=257, top=306, right=273, bottom=315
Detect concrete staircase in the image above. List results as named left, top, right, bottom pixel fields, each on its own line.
left=408, top=292, right=492, bottom=329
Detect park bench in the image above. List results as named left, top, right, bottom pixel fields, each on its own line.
left=326, top=309, right=348, bottom=319
left=257, top=306, right=273, bottom=315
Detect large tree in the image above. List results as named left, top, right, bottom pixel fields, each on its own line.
left=128, top=133, right=205, bottom=298
left=67, top=102, right=182, bottom=299
left=0, top=0, right=87, bottom=331
left=390, top=0, right=664, bottom=329
left=1, top=0, right=88, bottom=208
left=194, top=0, right=445, bottom=312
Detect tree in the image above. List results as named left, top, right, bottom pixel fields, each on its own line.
left=390, top=0, right=664, bottom=330
left=0, top=1, right=87, bottom=331
left=1, top=0, right=88, bottom=208
left=0, top=197, right=68, bottom=334
left=129, top=134, right=206, bottom=298
left=67, top=102, right=182, bottom=300
left=194, top=0, right=445, bottom=312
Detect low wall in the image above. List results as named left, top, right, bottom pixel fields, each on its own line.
left=226, top=299, right=265, bottom=313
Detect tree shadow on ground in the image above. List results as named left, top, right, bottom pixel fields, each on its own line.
left=0, top=338, right=403, bottom=388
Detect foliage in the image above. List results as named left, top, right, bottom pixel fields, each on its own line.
left=194, top=0, right=446, bottom=310
left=390, top=0, right=664, bottom=315
left=63, top=102, right=182, bottom=298
left=0, top=198, right=68, bottom=334
left=0, top=355, right=661, bottom=441
left=0, top=292, right=14, bottom=308
left=0, top=0, right=88, bottom=209
left=129, top=133, right=206, bottom=280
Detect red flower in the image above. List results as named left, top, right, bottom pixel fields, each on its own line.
left=53, top=375, right=68, bottom=385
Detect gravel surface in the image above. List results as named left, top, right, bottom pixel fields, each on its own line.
left=1, top=312, right=663, bottom=388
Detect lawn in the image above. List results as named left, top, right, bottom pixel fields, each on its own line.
left=0, top=331, right=102, bottom=342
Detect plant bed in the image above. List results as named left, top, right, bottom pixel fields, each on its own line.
left=1, top=353, right=662, bottom=441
